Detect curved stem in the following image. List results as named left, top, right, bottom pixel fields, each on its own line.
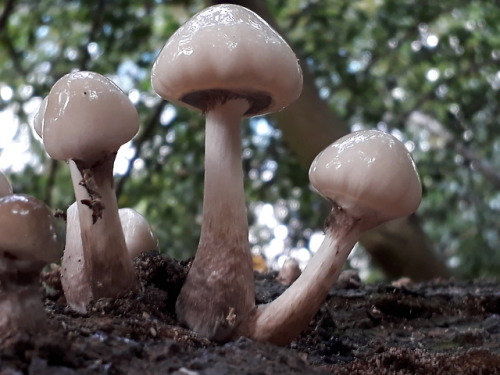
left=68, top=157, right=136, bottom=302
left=176, top=99, right=255, bottom=342
left=238, top=207, right=361, bottom=345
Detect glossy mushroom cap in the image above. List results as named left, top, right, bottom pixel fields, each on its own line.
left=151, top=4, right=303, bottom=116
left=119, top=208, right=159, bottom=259
left=309, top=130, right=422, bottom=220
left=42, top=71, right=140, bottom=163
left=0, top=194, right=61, bottom=263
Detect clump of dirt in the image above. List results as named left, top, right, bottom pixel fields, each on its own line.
left=1, top=251, right=500, bottom=374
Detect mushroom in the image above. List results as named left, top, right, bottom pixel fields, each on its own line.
left=62, top=203, right=158, bottom=312
left=151, top=4, right=302, bottom=341
left=119, top=208, right=159, bottom=259
left=0, top=194, right=61, bottom=341
left=41, top=71, right=140, bottom=308
left=236, top=129, right=422, bottom=345
left=276, top=257, right=301, bottom=286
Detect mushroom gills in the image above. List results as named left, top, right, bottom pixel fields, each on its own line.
left=182, top=89, right=272, bottom=116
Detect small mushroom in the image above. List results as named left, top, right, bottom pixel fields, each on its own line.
left=0, top=194, right=61, bottom=342
left=151, top=4, right=302, bottom=341
left=40, top=71, right=140, bottom=309
left=276, top=257, right=301, bottom=286
left=237, top=130, right=422, bottom=345
left=62, top=203, right=158, bottom=312
left=119, top=208, right=159, bottom=259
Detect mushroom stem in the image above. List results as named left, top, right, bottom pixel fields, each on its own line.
left=68, top=156, right=136, bottom=300
left=176, top=98, right=255, bottom=342
left=238, top=205, right=362, bottom=345
left=0, top=287, right=48, bottom=343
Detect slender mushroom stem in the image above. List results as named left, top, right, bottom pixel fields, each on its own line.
left=239, top=205, right=363, bottom=345
left=68, top=156, right=136, bottom=300
left=203, top=99, right=249, bottom=232
left=176, top=98, right=255, bottom=342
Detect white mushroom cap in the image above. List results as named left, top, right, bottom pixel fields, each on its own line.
left=309, top=130, right=422, bottom=220
left=151, top=4, right=303, bottom=116
left=119, top=208, right=159, bottom=258
left=0, top=194, right=61, bottom=263
left=0, top=172, right=12, bottom=198
left=42, top=71, right=140, bottom=163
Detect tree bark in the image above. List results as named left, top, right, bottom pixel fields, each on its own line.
left=209, top=0, right=451, bottom=281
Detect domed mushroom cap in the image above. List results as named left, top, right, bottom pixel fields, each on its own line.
left=42, top=71, right=140, bottom=163
left=151, top=4, right=303, bottom=116
left=119, top=208, right=159, bottom=259
left=0, top=194, right=61, bottom=263
left=309, top=130, right=422, bottom=220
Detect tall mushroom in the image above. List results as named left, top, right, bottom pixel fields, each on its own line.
left=0, top=194, right=61, bottom=341
left=41, top=71, right=140, bottom=307
left=151, top=4, right=302, bottom=341
left=237, top=130, right=422, bottom=345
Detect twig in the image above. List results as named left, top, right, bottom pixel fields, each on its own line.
left=78, top=0, right=106, bottom=70
left=0, top=0, right=16, bottom=33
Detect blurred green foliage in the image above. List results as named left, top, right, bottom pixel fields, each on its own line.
left=1, top=0, right=500, bottom=278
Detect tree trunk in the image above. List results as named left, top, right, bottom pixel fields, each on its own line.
left=210, top=0, right=451, bottom=281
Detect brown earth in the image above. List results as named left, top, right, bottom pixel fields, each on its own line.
left=1, top=251, right=500, bottom=374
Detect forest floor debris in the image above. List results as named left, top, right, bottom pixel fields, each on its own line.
left=1, top=251, right=500, bottom=374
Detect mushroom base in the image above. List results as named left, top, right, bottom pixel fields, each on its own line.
left=175, top=233, right=254, bottom=342
left=0, top=287, right=47, bottom=343
left=236, top=204, right=364, bottom=345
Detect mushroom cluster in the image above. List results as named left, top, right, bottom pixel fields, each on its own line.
left=14, top=3, right=422, bottom=348
left=152, top=4, right=422, bottom=346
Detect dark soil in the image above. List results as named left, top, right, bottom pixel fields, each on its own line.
left=2, top=251, right=500, bottom=374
